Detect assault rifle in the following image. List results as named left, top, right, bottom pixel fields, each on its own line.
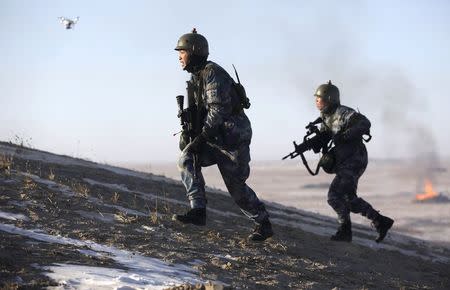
left=176, top=80, right=201, bottom=178
left=282, top=117, right=331, bottom=175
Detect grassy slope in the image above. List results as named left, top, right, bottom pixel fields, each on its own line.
left=0, top=142, right=449, bottom=289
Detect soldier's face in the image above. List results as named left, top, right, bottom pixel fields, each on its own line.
left=316, top=97, right=326, bottom=111
left=178, top=50, right=189, bottom=69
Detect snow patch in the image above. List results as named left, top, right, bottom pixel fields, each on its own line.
left=0, top=223, right=210, bottom=289
left=77, top=249, right=108, bottom=259
left=141, top=225, right=158, bottom=232
left=75, top=210, right=116, bottom=224
left=0, top=211, right=29, bottom=221
left=44, top=263, right=183, bottom=290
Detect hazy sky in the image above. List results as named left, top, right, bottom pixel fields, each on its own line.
left=1, top=0, right=449, bottom=163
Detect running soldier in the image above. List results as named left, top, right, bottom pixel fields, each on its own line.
left=173, top=29, right=273, bottom=241
left=308, top=81, right=394, bottom=242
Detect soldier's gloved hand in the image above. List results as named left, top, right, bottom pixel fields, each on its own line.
left=179, top=131, right=189, bottom=151
left=186, top=134, right=206, bottom=153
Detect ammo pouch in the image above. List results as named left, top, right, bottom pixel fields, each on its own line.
left=319, top=147, right=336, bottom=174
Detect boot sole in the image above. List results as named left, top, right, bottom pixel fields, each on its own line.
left=172, top=214, right=206, bottom=226
left=249, top=233, right=273, bottom=242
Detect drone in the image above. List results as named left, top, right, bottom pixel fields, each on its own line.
left=58, top=17, right=79, bottom=29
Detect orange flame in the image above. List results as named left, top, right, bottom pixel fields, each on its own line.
left=416, top=179, right=438, bottom=201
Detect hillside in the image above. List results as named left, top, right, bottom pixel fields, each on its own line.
left=0, top=142, right=449, bottom=289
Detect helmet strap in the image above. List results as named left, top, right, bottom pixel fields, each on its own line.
left=185, top=55, right=207, bottom=73
left=322, top=102, right=338, bottom=114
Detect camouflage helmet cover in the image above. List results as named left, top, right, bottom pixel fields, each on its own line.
left=314, top=80, right=340, bottom=106
left=175, top=28, right=209, bottom=57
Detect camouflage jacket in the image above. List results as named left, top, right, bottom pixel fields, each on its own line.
left=320, top=105, right=371, bottom=167
left=190, top=61, right=252, bottom=149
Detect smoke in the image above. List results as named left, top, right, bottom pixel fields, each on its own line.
left=270, top=2, right=442, bottom=188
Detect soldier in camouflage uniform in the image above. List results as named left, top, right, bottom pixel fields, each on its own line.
left=173, top=29, right=273, bottom=241
left=314, top=81, right=394, bottom=242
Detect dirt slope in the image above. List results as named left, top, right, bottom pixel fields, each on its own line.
left=0, top=142, right=449, bottom=289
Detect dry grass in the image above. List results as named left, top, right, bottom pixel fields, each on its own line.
left=149, top=211, right=158, bottom=224
left=161, top=187, right=171, bottom=213
left=148, top=193, right=160, bottom=224
left=0, top=154, right=13, bottom=176
left=114, top=211, right=138, bottom=224
left=0, top=282, right=19, bottom=290
left=22, top=177, right=37, bottom=191
left=111, top=191, right=120, bottom=204
left=48, top=169, right=55, bottom=181
left=71, top=182, right=90, bottom=198
left=27, top=209, right=39, bottom=222
left=46, top=192, right=58, bottom=208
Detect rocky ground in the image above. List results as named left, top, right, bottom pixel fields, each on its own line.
left=0, top=142, right=449, bottom=289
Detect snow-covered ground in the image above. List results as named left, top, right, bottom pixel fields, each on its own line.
left=0, top=221, right=207, bottom=289
left=1, top=217, right=209, bottom=289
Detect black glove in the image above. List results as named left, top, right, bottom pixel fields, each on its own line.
left=179, top=131, right=189, bottom=151
left=186, top=134, right=206, bottom=153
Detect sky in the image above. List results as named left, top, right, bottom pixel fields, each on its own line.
left=1, top=0, right=449, bottom=163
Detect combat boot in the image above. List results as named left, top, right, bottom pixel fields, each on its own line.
left=373, top=214, right=394, bottom=243
left=330, top=221, right=352, bottom=242
left=173, top=208, right=206, bottom=226
left=248, top=219, right=273, bottom=242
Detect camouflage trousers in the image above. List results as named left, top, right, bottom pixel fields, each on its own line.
left=177, top=143, right=269, bottom=224
left=327, top=161, right=380, bottom=225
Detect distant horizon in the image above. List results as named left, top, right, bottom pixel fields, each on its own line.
left=4, top=139, right=449, bottom=167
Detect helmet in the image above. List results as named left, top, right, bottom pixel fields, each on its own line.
left=314, top=80, right=340, bottom=106
left=174, top=28, right=209, bottom=57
